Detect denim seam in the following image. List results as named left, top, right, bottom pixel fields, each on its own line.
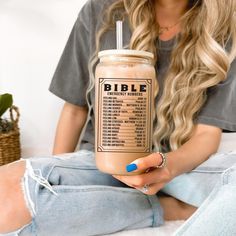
left=31, top=219, right=37, bottom=236
left=222, top=168, right=230, bottom=185
left=45, top=164, right=61, bottom=181
left=191, top=170, right=225, bottom=173
left=39, top=185, right=143, bottom=195
left=146, top=195, right=164, bottom=227
left=222, top=167, right=236, bottom=185
left=173, top=186, right=221, bottom=235
left=146, top=196, right=155, bottom=227
left=46, top=165, right=98, bottom=181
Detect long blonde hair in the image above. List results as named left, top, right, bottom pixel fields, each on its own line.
left=87, top=0, right=236, bottom=151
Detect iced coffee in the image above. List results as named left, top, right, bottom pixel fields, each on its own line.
left=95, top=49, right=156, bottom=175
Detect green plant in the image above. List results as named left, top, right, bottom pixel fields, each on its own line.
left=0, top=93, right=14, bottom=133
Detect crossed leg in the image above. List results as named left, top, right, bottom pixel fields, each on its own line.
left=0, top=159, right=196, bottom=234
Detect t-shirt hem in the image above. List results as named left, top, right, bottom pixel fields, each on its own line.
left=197, top=116, right=236, bottom=132
left=49, top=87, right=87, bottom=107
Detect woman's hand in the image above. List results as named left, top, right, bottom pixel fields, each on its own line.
left=112, top=153, right=174, bottom=195
left=112, top=125, right=221, bottom=195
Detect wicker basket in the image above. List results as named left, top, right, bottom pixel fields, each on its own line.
left=0, top=106, right=21, bottom=166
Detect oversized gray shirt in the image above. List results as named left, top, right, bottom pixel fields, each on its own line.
left=49, top=0, right=236, bottom=151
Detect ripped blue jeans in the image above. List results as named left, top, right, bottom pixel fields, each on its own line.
left=1, top=150, right=163, bottom=236
left=2, top=150, right=236, bottom=236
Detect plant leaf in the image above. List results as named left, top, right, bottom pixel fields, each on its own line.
left=0, top=94, right=13, bottom=117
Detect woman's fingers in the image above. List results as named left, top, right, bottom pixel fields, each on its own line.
left=126, top=153, right=164, bottom=173
left=113, top=153, right=171, bottom=195
left=113, top=173, right=165, bottom=195
left=138, top=182, right=165, bottom=195
left=113, top=168, right=170, bottom=189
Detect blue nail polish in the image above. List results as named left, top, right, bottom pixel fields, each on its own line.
left=126, top=163, right=137, bottom=172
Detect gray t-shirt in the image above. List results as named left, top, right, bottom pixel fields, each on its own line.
left=49, top=0, right=236, bottom=151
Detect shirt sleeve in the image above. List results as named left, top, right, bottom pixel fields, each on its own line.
left=197, top=58, right=236, bottom=131
left=49, top=1, right=92, bottom=106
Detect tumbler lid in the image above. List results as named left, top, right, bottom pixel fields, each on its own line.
left=98, top=49, right=154, bottom=60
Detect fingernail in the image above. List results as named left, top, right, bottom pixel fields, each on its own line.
left=126, top=163, right=137, bottom=172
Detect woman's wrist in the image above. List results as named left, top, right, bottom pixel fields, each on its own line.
left=163, top=152, right=179, bottom=179
left=152, top=152, right=177, bottom=181
left=164, top=150, right=199, bottom=178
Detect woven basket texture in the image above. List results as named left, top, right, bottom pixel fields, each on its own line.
left=0, top=106, right=21, bottom=165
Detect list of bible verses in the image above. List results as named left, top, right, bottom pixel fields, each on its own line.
left=97, top=78, right=152, bottom=153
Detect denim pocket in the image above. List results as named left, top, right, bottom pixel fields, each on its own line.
left=46, top=164, right=126, bottom=189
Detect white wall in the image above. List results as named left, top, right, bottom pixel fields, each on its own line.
left=0, top=0, right=87, bottom=157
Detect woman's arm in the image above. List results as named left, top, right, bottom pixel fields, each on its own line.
left=52, top=102, right=88, bottom=155
left=167, top=124, right=222, bottom=178
left=113, top=124, right=222, bottom=195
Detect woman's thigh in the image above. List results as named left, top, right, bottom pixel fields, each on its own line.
left=161, top=151, right=236, bottom=207
left=22, top=150, right=128, bottom=217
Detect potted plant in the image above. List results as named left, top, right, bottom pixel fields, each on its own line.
left=0, top=93, right=21, bottom=165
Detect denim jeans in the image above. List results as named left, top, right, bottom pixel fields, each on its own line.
left=1, top=150, right=236, bottom=236
left=162, top=151, right=236, bottom=207
left=1, top=150, right=163, bottom=236
left=173, top=152, right=236, bottom=236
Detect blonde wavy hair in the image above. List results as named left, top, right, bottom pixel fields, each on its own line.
left=86, top=0, right=236, bottom=151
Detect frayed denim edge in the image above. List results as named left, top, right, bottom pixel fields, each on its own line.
left=21, top=160, right=36, bottom=217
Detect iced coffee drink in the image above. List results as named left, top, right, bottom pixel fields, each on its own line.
left=95, top=49, right=156, bottom=175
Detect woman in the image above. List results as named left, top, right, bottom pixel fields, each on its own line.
left=0, top=0, right=236, bottom=235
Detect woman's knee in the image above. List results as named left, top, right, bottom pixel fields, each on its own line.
left=0, top=160, right=32, bottom=234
